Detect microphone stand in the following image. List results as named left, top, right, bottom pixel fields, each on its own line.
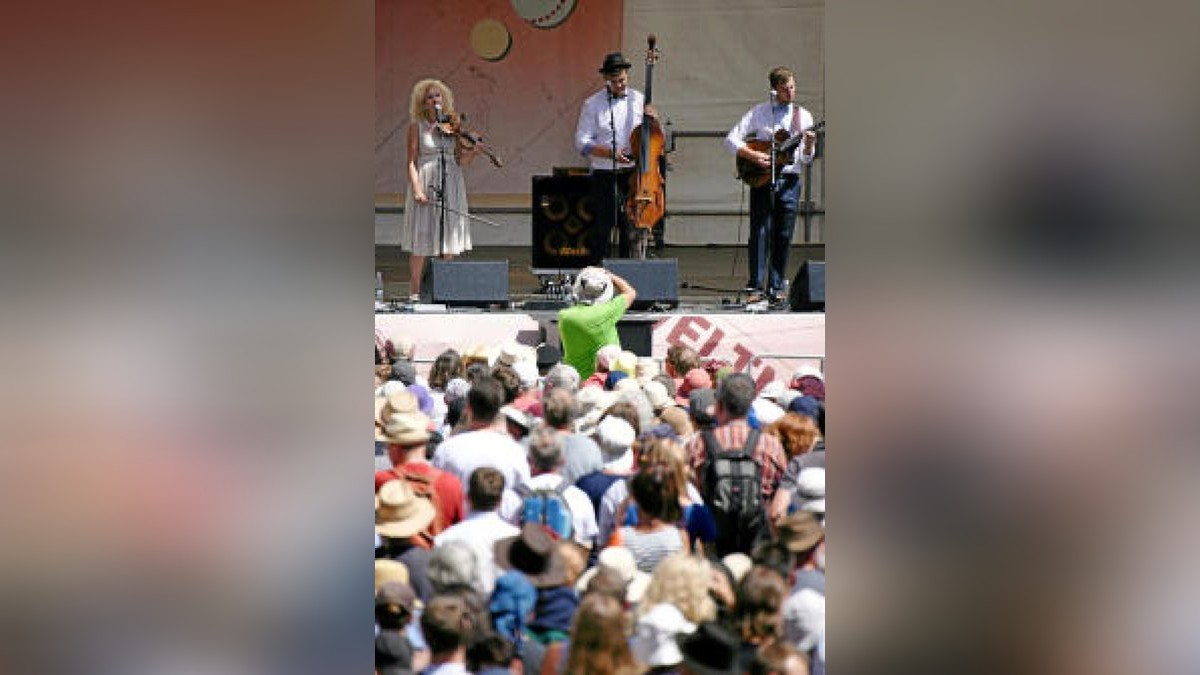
left=607, top=84, right=620, bottom=260
left=423, top=114, right=451, bottom=299
left=428, top=200, right=505, bottom=228
left=436, top=128, right=448, bottom=257
left=801, top=123, right=824, bottom=242
left=762, top=90, right=778, bottom=304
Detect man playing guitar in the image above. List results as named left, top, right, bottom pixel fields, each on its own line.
left=724, top=66, right=817, bottom=305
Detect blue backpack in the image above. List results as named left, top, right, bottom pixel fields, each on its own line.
left=515, top=480, right=574, bottom=540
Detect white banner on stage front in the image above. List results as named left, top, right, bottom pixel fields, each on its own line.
left=375, top=311, right=824, bottom=388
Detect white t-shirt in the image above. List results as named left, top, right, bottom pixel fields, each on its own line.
left=499, top=472, right=600, bottom=548
left=433, top=511, right=520, bottom=596
left=432, top=428, right=531, bottom=495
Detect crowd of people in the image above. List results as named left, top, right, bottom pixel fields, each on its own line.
left=374, top=332, right=826, bottom=675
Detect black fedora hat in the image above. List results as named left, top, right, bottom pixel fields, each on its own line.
left=598, top=52, right=632, bottom=74
left=675, top=622, right=740, bottom=675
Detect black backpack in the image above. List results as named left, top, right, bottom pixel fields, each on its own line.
left=702, top=428, right=766, bottom=556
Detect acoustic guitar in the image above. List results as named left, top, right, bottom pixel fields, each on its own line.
left=735, top=120, right=824, bottom=188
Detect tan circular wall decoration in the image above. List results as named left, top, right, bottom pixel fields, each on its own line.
left=470, top=19, right=512, bottom=61
left=510, top=0, right=577, bottom=29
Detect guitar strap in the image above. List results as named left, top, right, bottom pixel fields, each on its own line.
left=791, top=104, right=801, bottom=134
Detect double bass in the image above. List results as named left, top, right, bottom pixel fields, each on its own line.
left=625, top=34, right=666, bottom=256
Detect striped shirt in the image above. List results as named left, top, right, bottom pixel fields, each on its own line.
left=613, top=525, right=686, bottom=573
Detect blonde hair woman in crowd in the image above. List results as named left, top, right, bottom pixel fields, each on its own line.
left=635, top=552, right=718, bottom=625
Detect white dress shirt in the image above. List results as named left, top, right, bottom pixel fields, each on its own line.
left=574, top=87, right=646, bottom=171
left=724, top=101, right=816, bottom=175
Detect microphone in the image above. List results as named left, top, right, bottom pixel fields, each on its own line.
left=434, top=103, right=449, bottom=123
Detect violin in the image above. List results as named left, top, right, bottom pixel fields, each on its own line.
left=625, top=34, right=667, bottom=241
left=434, top=112, right=503, bottom=168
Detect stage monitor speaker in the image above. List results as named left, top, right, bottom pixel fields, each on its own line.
left=531, top=174, right=600, bottom=270
left=602, top=258, right=679, bottom=310
left=788, top=260, right=825, bottom=311
left=423, top=260, right=509, bottom=307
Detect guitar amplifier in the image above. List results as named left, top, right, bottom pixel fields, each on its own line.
left=531, top=174, right=600, bottom=270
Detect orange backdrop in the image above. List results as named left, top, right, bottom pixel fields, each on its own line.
left=375, top=0, right=624, bottom=200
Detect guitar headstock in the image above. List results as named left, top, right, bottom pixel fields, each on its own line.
left=646, top=34, right=659, bottom=65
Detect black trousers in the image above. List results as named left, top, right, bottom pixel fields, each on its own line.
left=748, top=173, right=801, bottom=295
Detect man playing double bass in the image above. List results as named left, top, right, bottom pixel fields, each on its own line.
left=574, top=52, right=659, bottom=260
left=725, top=66, right=817, bottom=305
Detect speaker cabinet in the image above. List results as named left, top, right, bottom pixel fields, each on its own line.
left=788, top=260, right=825, bottom=311
left=602, top=258, right=679, bottom=310
left=531, top=174, right=599, bottom=270
left=423, top=260, right=509, bottom=307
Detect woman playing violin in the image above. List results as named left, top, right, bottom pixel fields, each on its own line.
left=404, top=79, right=481, bottom=301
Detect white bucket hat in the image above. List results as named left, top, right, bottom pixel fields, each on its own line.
left=572, top=267, right=613, bottom=305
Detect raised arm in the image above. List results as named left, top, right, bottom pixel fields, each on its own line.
left=608, top=270, right=637, bottom=309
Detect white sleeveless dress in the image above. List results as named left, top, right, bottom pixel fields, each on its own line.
left=403, top=120, right=472, bottom=256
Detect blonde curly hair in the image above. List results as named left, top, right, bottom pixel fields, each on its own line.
left=635, top=553, right=716, bottom=624
left=408, top=78, right=455, bottom=123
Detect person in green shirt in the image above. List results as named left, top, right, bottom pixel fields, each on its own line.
left=558, top=267, right=637, bottom=381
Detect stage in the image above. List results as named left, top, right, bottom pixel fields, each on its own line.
left=375, top=244, right=825, bottom=387
left=375, top=244, right=824, bottom=306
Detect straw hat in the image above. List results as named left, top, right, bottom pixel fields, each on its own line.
left=374, top=559, right=410, bottom=591
left=375, top=479, right=436, bottom=539
left=659, top=406, right=693, bottom=437
left=377, top=409, right=431, bottom=446
left=574, top=546, right=651, bottom=604
left=376, top=390, right=418, bottom=424
left=777, top=511, right=825, bottom=553
left=463, top=342, right=494, bottom=366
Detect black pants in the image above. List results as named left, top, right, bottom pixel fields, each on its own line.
left=589, top=168, right=635, bottom=261
left=748, top=173, right=800, bottom=295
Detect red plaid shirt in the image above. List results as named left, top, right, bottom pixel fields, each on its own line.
left=687, top=419, right=786, bottom=503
